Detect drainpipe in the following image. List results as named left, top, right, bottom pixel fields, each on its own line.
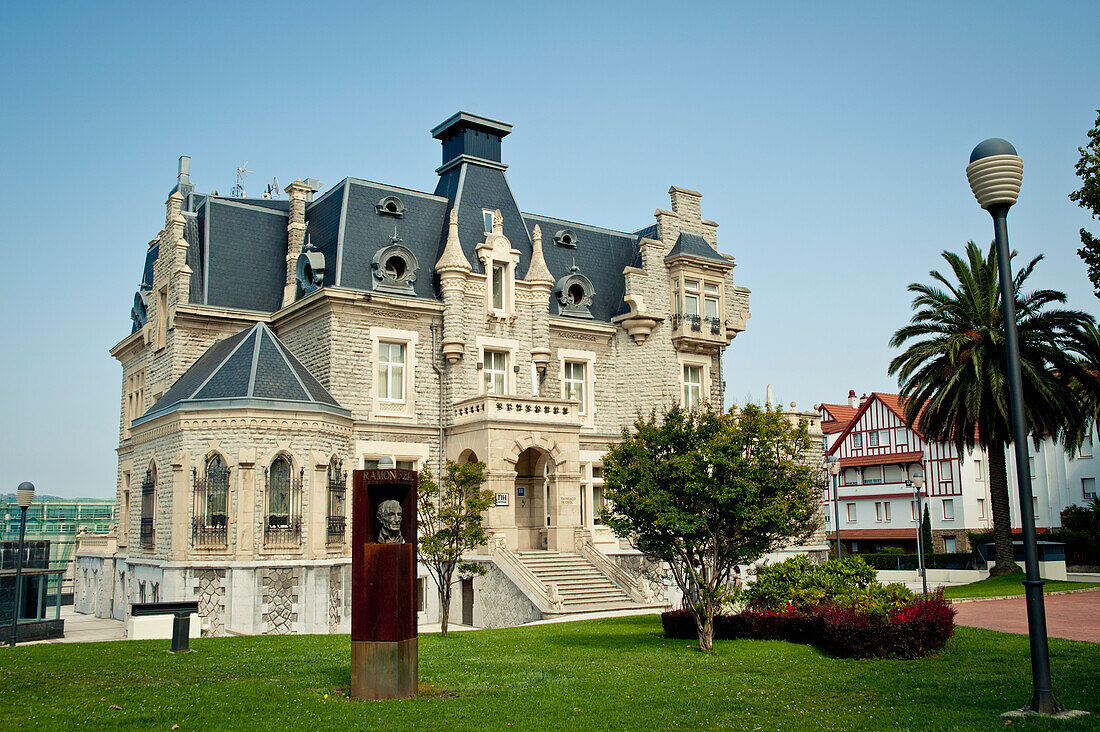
left=430, top=323, right=445, bottom=477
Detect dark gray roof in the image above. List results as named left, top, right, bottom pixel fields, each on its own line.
left=199, top=198, right=289, bottom=311
left=665, top=231, right=728, bottom=264
left=135, top=322, right=348, bottom=425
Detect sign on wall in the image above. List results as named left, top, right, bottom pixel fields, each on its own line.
left=495, top=493, right=510, bottom=506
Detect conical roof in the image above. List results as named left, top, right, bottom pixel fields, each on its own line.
left=135, top=322, right=348, bottom=425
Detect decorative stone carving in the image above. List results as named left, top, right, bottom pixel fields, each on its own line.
left=371, top=239, right=419, bottom=295
left=328, top=565, right=343, bottom=633
left=376, top=500, right=404, bottom=544
left=262, top=568, right=299, bottom=634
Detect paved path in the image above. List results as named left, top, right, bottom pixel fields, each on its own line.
left=953, top=589, right=1100, bottom=643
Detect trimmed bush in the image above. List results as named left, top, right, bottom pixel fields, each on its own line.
left=661, top=592, right=956, bottom=659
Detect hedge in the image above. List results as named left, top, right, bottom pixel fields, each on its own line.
left=662, top=593, right=956, bottom=659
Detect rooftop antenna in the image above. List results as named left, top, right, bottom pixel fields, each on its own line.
left=263, top=176, right=281, bottom=199
left=232, top=163, right=252, bottom=198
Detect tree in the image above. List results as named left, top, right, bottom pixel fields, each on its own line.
left=1070, top=110, right=1100, bottom=299
left=920, top=504, right=934, bottom=557
left=889, top=241, right=1093, bottom=575
left=600, top=403, right=820, bottom=651
left=416, top=460, right=495, bottom=636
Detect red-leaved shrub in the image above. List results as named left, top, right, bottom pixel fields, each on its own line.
left=660, top=591, right=955, bottom=658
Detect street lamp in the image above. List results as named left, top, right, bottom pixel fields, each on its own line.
left=825, top=457, right=841, bottom=556
left=8, top=481, right=35, bottom=647
left=967, top=139, right=1059, bottom=715
left=905, top=466, right=927, bottom=595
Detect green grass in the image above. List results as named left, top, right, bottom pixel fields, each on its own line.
left=1, top=615, right=1098, bottom=731
left=942, top=573, right=1100, bottom=599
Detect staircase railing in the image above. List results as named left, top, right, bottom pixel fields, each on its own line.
left=487, top=537, right=564, bottom=611
left=580, top=542, right=661, bottom=604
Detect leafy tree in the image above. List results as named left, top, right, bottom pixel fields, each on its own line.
left=1070, top=110, right=1100, bottom=298
left=600, top=403, right=821, bottom=651
left=889, top=241, right=1093, bottom=575
left=416, top=460, right=495, bottom=636
left=920, top=504, right=934, bottom=557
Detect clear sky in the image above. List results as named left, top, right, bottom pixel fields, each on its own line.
left=1, top=2, right=1097, bottom=498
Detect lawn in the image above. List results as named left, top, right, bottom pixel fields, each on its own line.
left=941, top=573, right=1100, bottom=599
left=1, top=615, right=1098, bottom=731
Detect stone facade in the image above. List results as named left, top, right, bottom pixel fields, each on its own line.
left=77, top=112, right=825, bottom=634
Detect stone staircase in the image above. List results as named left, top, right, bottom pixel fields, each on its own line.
left=516, top=551, right=642, bottom=612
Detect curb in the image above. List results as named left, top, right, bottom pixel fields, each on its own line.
left=947, top=587, right=1100, bottom=605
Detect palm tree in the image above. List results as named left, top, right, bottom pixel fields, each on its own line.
left=889, top=241, right=1094, bottom=575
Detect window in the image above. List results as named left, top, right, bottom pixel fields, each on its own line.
left=491, top=263, right=505, bottom=310
left=852, top=433, right=862, bottom=448
left=977, top=498, right=986, bottom=519
left=683, top=280, right=700, bottom=316
left=592, top=486, right=605, bottom=525
left=417, top=578, right=426, bottom=613
left=974, top=458, right=984, bottom=481
left=1083, top=477, right=1096, bottom=500
left=364, top=458, right=417, bottom=471
left=868, top=431, right=879, bottom=447
left=140, top=463, right=156, bottom=550
left=563, top=361, right=587, bottom=414
left=483, top=350, right=507, bottom=394
left=863, top=465, right=883, bottom=485
left=842, top=468, right=860, bottom=486
left=883, top=501, right=891, bottom=522
left=910, top=500, right=919, bottom=522
left=875, top=502, right=883, bottom=522
left=1028, top=456, right=1035, bottom=479
left=156, top=286, right=168, bottom=350
left=704, top=283, right=719, bottom=320
left=1080, top=437, right=1093, bottom=459
left=377, top=342, right=405, bottom=401
left=942, top=499, right=954, bottom=521
left=944, top=536, right=957, bottom=553
left=264, top=454, right=302, bottom=549
left=591, top=466, right=603, bottom=480
left=682, top=365, right=702, bottom=410
left=1033, top=496, right=1039, bottom=515
left=327, top=458, right=347, bottom=545
left=846, top=503, right=856, bottom=522
left=483, top=209, right=495, bottom=234
left=124, top=369, right=145, bottom=437
left=193, top=453, right=229, bottom=548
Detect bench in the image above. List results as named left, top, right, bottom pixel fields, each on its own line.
left=130, top=601, right=200, bottom=652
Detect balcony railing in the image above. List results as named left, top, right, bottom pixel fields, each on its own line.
left=193, top=463, right=230, bottom=549
left=264, top=518, right=302, bottom=549
left=453, top=394, right=581, bottom=426
left=327, top=460, right=347, bottom=546
left=263, top=466, right=303, bottom=550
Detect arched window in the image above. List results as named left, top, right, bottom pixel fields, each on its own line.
left=326, top=457, right=346, bottom=545
left=264, top=454, right=303, bottom=549
left=140, top=462, right=156, bottom=550
left=193, top=453, right=230, bottom=549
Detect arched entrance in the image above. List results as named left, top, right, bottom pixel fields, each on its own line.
left=514, top=447, right=552, bottom=551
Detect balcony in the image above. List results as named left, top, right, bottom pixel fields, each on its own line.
left=453, top=394, right=582, bottom=427
left=670, top=313, right=730, bottom=354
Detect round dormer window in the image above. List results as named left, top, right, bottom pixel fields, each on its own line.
left=568, top=283, right=585, bottom=305
left=385, top=255, right=406, bottom=279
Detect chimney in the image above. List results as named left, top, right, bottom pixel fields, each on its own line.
left=847, top=389, right=857, bottom=409
left=859, top=393, right=868, bottom=406
left=668, top=186, right=703, bottom=223
left=430, top=111, right=514, bottom=173
left=170, top=155, right=194, bottom=201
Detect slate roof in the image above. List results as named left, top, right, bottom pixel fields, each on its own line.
left=134, top=323, right=348, bottom=425
left=130, top=113, right=738, bottom=329
left=665, top=231, right=728, bottom=264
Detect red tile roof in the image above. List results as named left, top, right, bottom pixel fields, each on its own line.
left=839, top=450, right=925, bottom=468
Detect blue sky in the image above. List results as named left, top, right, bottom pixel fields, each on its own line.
left=1, top=2, right=1097, bottom=498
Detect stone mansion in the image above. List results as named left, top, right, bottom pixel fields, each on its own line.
left=76, top=111, right=791, bottom=634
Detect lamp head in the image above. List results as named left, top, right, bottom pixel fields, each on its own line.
left=376, top=456, right=394, bottom=469
left=16, top=482, right=35, bottom=508
left=966, top=138, right=1022, bottom=211
left=910, top=467, right=924, bottom=489
left=825, top=456, right=841, bottom=475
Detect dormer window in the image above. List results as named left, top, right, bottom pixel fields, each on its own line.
left=371, top=242, right=419, bottom=296
left=376, top=196, right=405, bottom=217
left=552, top=265, right=595, bottom=318
left=491, top=263, right=505, bottom=310
left=553, top=229, right=578, bottom=248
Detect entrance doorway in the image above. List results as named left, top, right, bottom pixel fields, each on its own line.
left=461, top=578, right=474, bottom=626
left=514, top=447, right=552, bottom=551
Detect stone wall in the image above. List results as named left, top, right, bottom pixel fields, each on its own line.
left=472, top=560, right=542, bottom=628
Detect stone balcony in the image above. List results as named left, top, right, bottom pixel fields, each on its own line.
left=452, top=394, right=582, bottom=426
left=670, top=313, right=731, bottom=353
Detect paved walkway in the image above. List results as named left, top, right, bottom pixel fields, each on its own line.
left=20, top=606, right=126, bottom=645
left=952, top=589, right=1100, bottom=643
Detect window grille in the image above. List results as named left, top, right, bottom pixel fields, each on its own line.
left=193, top=455, right=230, bottom=548
left=327, top=458, right=347, bottom=545
left=264, top=456, right=303, bottom=549
left=140, top=466, right=156, bottom=549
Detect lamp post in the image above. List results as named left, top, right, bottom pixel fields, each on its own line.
left=8, top=482, right=35, bottom=647
left=826, top=457, right=842, bottom=556
left=967, top=139, right=1058, bottom=715
left=905, top=466, right=927, bottom=595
